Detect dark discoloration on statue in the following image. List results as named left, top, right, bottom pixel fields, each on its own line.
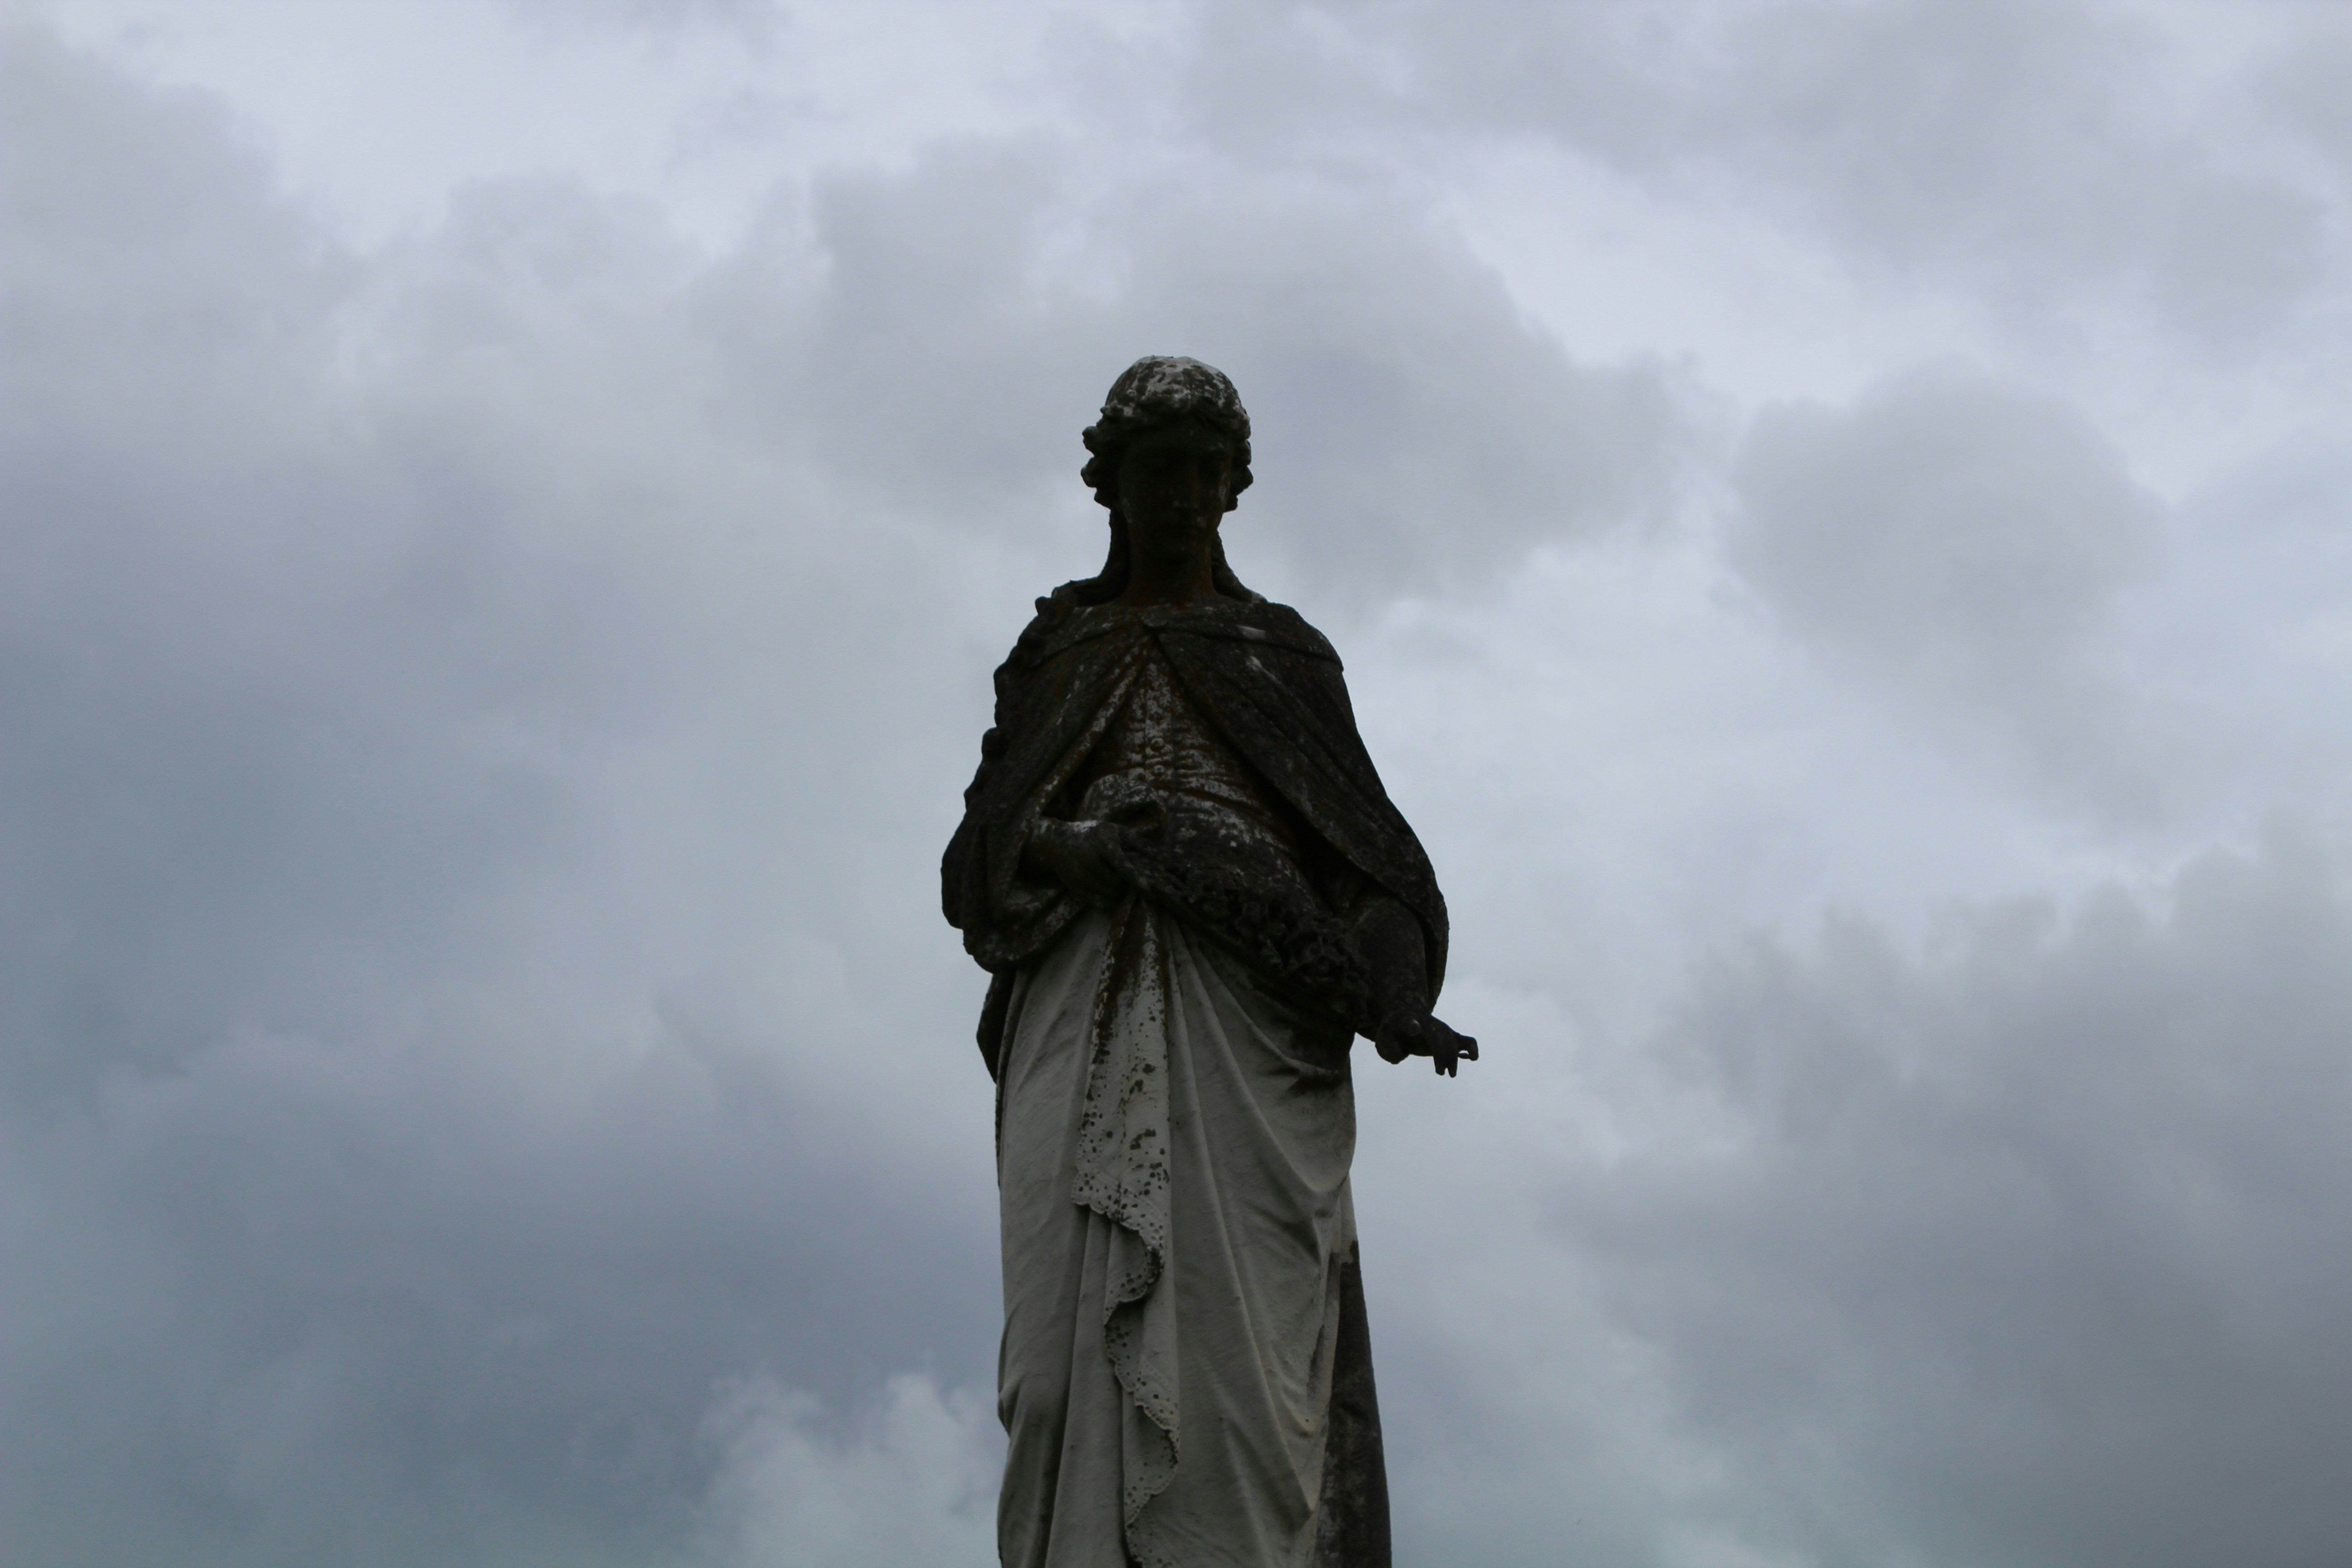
left=946, top=357, right=1475, bottom=1568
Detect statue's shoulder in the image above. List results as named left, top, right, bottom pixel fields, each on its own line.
left=1002, top=588, right=1341, bottom=671
left=1197, top=598, right=1345, bottom=669
left=1002, top=582, right=1129, bottom=673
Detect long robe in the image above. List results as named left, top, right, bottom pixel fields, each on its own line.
left=945, top=589, right=1447, bottom=1568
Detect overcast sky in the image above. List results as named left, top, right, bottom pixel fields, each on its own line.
left=5, top=1, right=2352, bottom=1564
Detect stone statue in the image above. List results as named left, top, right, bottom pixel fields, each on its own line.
left=943, top=356, right=1476, bottom=1568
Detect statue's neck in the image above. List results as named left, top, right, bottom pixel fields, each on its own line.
left=1116, top=536, right=1219, bottom=607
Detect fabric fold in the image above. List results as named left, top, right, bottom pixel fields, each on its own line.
left=997, top=909, right=1367, bottom=1568
left=1074, top=897, right=1181, bottom=1524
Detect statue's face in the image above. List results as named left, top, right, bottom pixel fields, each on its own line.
left=1117, top=426, right=1233, bottom=554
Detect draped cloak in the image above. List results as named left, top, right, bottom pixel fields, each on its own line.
left=944, top=591, right=1448, bottom=1053
left=944, top=588, right=1449, bottom=1568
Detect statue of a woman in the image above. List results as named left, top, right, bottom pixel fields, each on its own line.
left=943, top=357, right=1476, bottom=1568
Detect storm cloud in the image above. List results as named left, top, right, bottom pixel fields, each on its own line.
left=6, top=3, right=2352, bottom=1566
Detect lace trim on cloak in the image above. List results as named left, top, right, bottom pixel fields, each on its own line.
left=1072, top=897, right=1183, bottom=1540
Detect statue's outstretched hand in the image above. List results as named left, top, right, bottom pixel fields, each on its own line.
left=1374, top=1009, right=1479, bottom=1077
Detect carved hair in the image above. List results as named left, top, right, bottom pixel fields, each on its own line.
left=1065, top=356, right=1259, bottom=606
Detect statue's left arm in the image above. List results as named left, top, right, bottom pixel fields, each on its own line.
left=1162, top=611, right=1477, bottom=1074
left=1351, top=892, right=1478, bottom=1075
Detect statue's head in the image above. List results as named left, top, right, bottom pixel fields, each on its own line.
left=1080, top=356, right=1254, bottom=514
left=1059, top=356, right=1261, bottom=607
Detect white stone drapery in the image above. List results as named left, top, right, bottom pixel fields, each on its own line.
left=996, top=905, right=1360, bottom=1568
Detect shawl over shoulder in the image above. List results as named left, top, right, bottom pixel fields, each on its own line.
left=943, top=590, right=1449, bottom=1075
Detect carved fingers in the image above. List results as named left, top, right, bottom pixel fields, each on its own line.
left=1375, top=1009, right=1479, bottom=1076
left=1028, top=818, right=1137, bottom=908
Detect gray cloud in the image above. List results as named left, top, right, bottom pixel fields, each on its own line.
left=8, top=5, right=2352, bottom=1567
left=1603, top=825, right=2352, bottom=1567
left=498, top=0, right=784, bottom=46
left=701, top=140, right=1694, bottom=600
left=1676, top=0, right=2330, bottom=338
left=2254, top=24, right=2352, bottom=195
left=1345, top=825, right=2352, bottom=1568
left=1729, top=363, right=2161, bottom=800
left=1177, top=0, right=2337, bottom=345
left=1, top=1012, right=1002, bottom=1566
left=0, top=18, right=1686, bottom=1563
left=0, top=27, right=1002, bottom=1561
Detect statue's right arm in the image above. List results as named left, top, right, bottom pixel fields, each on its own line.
left=1020, top=817, right=1133, bottom=909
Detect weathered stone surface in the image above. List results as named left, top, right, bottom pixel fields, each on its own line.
left=946, top=357, right=1474, bottom=1567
